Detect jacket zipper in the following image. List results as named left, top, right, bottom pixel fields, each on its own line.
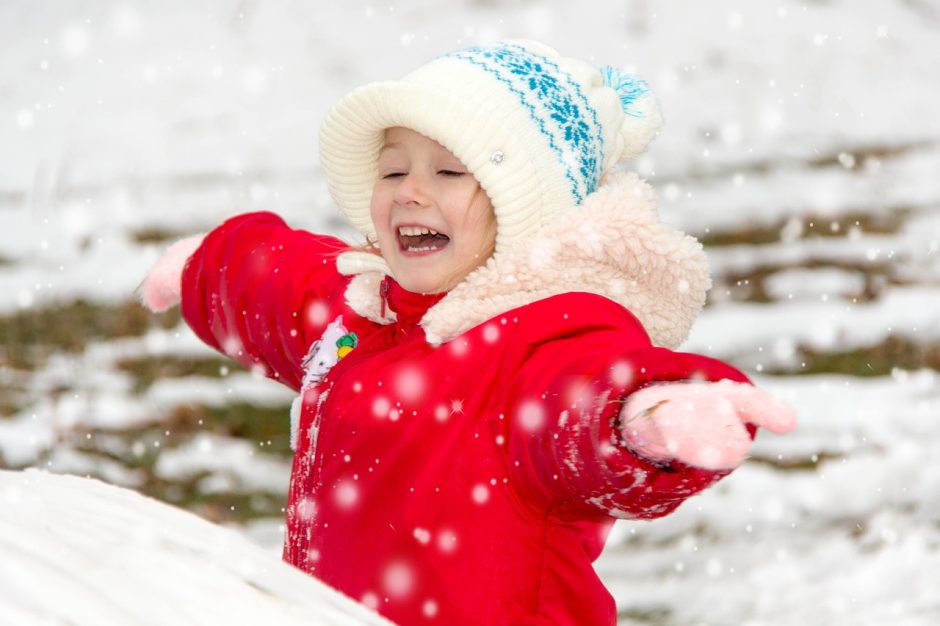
left=379, top=276, right=390, bottom=320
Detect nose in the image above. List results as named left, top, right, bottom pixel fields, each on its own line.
left=392, top=171, right=432, bottom=207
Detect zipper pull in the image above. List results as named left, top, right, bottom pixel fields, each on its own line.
left=380, top=277, right=390, bottom=320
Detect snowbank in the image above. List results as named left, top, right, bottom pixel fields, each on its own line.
left=0, top=469, right=391, bottom=626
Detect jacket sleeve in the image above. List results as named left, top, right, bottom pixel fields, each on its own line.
left=180, top=211, right=353, bottom=392
left=500, top=316, right=751, bottom=521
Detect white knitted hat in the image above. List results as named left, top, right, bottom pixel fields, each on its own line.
left=319, top=39, right=662, bottom=253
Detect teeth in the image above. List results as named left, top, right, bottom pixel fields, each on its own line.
left=398, top=226, right=439, bottom=236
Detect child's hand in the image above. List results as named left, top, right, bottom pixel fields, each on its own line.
left=139, top=234, right=204, bottom=312
left=619, top=380, right=797, bottom=471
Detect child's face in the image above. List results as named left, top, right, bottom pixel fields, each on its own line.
left=371, top=127, right=496, bottom=294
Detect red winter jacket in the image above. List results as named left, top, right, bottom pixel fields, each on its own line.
left=180, top=176, right=750, bottom=626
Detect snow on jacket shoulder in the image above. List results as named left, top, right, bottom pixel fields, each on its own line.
left=179, top=174, right=751, bottom=626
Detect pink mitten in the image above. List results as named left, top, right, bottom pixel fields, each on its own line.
left=139, top=234, right=204, bottom=312
left=619, top=380, right=796, bottom=470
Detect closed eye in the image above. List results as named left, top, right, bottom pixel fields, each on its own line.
left=381, top=172, right=405, bottom=179
left=439, top=170, right=466, bottom=177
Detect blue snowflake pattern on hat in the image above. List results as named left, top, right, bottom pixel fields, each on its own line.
left=446, top=43, right=604, bottom=205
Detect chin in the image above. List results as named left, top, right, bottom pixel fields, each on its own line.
left=395, top=274, right=449, bottom=295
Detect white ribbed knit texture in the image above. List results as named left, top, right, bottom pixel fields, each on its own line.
left=318, top=41, right=661, bottom=256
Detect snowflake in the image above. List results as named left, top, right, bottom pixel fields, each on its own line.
left=361, top=592, right=379, bottom=610
left=382, top=561, right=414, bottom=598
left=394, top=366, right=427, bottom=402
left=516, top=400, right=545, bottom=432
left=305, top=299, right=330, bottom=326
left=482, top=324, right=500, bottom=343
left=437, top=529, right=458, bottom=553
left=334, top=481, right=358, bottom=509
left=372, top=396, right=391, bottom=418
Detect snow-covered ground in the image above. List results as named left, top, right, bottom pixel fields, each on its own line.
left=0, top=469, right=392, bottom=626
left=2, top=0, right=939, bottom=624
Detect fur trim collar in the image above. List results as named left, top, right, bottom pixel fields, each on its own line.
left=337, top=173, right=710, bottom=349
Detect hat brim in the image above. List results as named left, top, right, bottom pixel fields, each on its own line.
left=318, top=77, right=563, bottom=250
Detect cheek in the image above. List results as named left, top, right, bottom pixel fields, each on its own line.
left=459, top=217, right=496, bottom=260
left=368, top=188, right=384, bottom=221
left=369, top=190, right=392, bottom=234
left=468, top=201, right=496, bottom=248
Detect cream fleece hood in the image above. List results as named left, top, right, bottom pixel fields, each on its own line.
left=335, top=172, right=710, bottom=349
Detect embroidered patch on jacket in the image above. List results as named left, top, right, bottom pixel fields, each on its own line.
left=291, top=316, right=358, bottom=451
left=299, top=315, right=358, bottom=390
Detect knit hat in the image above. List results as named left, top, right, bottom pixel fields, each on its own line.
left=319, top=39, right=662, bottom=254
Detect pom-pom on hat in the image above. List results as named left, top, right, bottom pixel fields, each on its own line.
left=319, top=39, right=662, bottom=254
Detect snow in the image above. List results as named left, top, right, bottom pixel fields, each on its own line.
left=0, top=469, right=391, bottom=626
left=597, top=370, right=940, bottom=623
left=2, top=0, right=939, bottom=624
left=763, top=266, right=867, bottom=302
left=154, top=433, right=289, bottom=494
left=687, top=285, right=940, bottom=363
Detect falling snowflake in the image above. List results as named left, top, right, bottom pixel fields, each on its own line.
left=382, top=561, right=414, bottom=598
left=528, top=238, right=559, bottom=270
left=334, top=481, right=358, bottom=509
left=394, top=366, right=427, bottom=402
left=449, top=338, right=470, bottom=357
left=62, top=25, right=89, bottom=57
left=306, top=299, right=330, bottom=327
left=437, top=529, right=458, bottom=553
left=221, top=334, right=244, bottom=358
left=516, top=400, right=545, bottom=432
left=610, top=360, right=635, bottom=386
left=372, top=397, right=391, bottom=419
left=482, top=324, right=500, bottom=343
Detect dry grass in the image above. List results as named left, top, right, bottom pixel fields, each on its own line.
left=0, top=299, right=180, bottom=369
left=771, top=336, right=940, bottom=377
left=700, top=207, right=912, bottom=248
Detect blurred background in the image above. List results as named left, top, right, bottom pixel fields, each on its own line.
left=1, top=0, right=939, bottom=623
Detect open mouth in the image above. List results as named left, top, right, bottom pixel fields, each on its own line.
left=397, top=225, right=450, bottom=253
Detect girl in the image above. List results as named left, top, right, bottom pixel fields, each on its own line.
left=142, top=40, right=795, bottom=626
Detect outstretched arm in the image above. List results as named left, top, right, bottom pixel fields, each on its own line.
left=502, top=323, right=795, bottom=521
left=142, top=211, right=354, bottom=391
